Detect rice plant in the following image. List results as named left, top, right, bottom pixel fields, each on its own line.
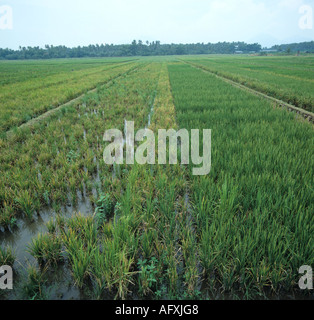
left=21, top=266, right=48, bottom=300
left=0, top=246, right=15, bottom=266
left=27, top=233, right=63, bottom=266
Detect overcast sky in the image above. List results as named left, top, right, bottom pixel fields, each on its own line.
left=0, top=0, right=313, bottom=49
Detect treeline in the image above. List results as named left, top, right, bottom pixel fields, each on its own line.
left=0, top=40, right=313, bottom=60
left=271, top=41, right=314, bottom=53
left=0, top=41, right=261, bottom=60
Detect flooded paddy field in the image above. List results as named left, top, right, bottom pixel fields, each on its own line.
left=0, top=56, right=313, bottom=300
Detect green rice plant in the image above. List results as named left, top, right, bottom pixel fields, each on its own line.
left=61, top=215, right=99, bottom=288
left=90, top=248, right=108, bottom=299
left=221, top=264, right=238, bottom=293
left=55, top=214, right=66, bottom=230
left=46, top=218, right=57, bottom=234
left=110, top=249, right=136, bottom=300
left=14, top=190, right=35, bottom=219
left=165, top=253, right=179, bottom=297
left=0, top=203, right=17, bottom=228
left=248, top=260, right=272, bottom=292
left=0, top=246, right=15, bottom=266
left=140, top=229, right=158, bottom=259
left=65, top=214, right=97, bottom=244
left=89, top=238, right=136, bottom=299
left=27, top=233, right=63, bottom=265
left=21, top=265, right=48, bottom=300
left=70, top=247, right=92, bottom=288
left=181, top=238, right=200, bottom=295
left=68, top=175, right=78, bottom=204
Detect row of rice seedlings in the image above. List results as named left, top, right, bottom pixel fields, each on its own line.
left=182, top=56, right=314, bottom=112
left=168, top=62, right=314, bottom=299
left=124, top=65, right=180, bottom=298
left=129, top=64, right=206, bottom=299
left=0, top=60, right=136, bottom=132
left=101, top=64, right=203, bottom=299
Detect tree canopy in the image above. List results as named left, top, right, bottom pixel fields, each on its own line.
left=0, top=40, right=313, bottom=60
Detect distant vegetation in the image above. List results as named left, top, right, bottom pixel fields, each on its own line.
left=1, top=41, right=313, bottom=60
left=271, top=41, right=314, bottom=53
left=0, top=41, right=262, bottom=60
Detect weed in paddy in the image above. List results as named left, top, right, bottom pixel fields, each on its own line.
left=94, top=193, right=114, bottom=227
left=66, top=150, right=79, bottom=163
left=137, top=257, right=158, bottom=296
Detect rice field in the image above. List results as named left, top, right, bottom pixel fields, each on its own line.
left=0, top=58, right=137, bottom=133
left=180, top=55, right=314, bottom=112
left=0, top=55, right=313, bottom=300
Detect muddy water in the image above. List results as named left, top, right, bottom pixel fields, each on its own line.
left=0, top=190, right=95, bottom=300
